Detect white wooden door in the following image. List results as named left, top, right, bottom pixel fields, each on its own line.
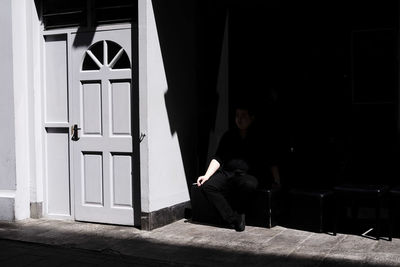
left=71, top=28, right=134, bottom=225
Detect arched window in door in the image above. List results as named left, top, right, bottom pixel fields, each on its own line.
left=82, top=40, right=131, bottom=71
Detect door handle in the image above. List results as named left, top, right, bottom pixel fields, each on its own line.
left=71, top=124, right=81, bottom=141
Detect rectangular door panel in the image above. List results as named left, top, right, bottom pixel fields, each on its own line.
left=82, top=153, right=104, bottom=206
left=111, top=154, right=132, bottom=207
left=82, top=82, right=103, bottom=135
left=45, top=35, right=69, bottom=123
left=111, top=81, right=131, bottom=136
left=46, top=128, right=71, bottom=216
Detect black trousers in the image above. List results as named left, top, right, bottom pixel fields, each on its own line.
left=201, top=170, right=258, bottom=224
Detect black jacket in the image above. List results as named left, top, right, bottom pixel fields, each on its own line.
left=214, top=128, right=278, bottom=185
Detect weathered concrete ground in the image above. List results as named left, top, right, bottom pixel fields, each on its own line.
left=0, top=218, right=399, bottom=266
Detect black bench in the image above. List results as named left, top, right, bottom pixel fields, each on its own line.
left=288, top=188, right=334, bottom=233
left=190, top=184, right=282, bottom=228
left=333, top=184, right=389, bottom=239
left=389, top=186, right=400, bottom=241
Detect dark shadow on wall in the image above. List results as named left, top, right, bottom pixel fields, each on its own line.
left=33, top=0, right=41, bottom=19
left=71, top=27, right=96, bottom=48
left=152, top=0, right=228, bottom=188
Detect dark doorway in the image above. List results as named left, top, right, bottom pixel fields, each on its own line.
left=227, top=1, right=398, bottom=187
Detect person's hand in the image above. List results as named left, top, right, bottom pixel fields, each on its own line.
left=197, top=175, right=209, bottom=186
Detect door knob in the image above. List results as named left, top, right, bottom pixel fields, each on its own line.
left=71, top=124, right=81, bottom=141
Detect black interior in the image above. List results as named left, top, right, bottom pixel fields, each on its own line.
left=228, top=1, right=399, bottom=188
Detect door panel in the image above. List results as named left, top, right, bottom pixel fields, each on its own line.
left=46, top=128, right=71, bottom=216
left=82, top=82, right=103, bottom=135
left=111, top=154, right=132, bottom=207
left=111, top=81, right=131, bottom=135
left=82, top=153, right=104, bottom=206
left=71, top=28, right=134, bottom=225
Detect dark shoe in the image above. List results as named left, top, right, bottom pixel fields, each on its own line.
left=234, top=214, right=245, bottom=232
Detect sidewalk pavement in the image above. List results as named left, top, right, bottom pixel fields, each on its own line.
left=0, top=218, right=400, bottom=266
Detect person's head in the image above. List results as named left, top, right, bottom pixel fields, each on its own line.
left=234, top=105, right=255, bottom=131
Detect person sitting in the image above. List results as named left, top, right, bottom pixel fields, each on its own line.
left=197, top=103, right=280, bottom=231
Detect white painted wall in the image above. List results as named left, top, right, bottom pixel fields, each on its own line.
left=0, top=0, right=17, bottom=192
left=28, top=0, right=44, bottom=206
left=139, top=0, right=190, bottom=213
left=0, top=0, right=17, bottom=221
left=138, top=0, right=150, bottom=213
left=11, top=0, right=42, bottom=220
